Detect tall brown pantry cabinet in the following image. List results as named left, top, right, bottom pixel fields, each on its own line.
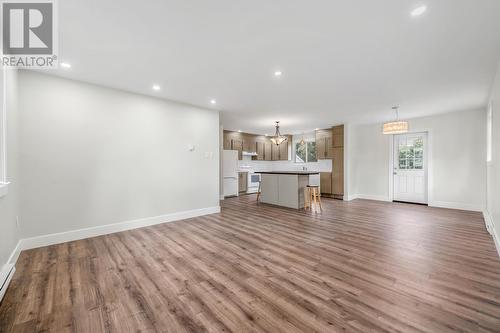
left=316, top=125, right=344, bottom=199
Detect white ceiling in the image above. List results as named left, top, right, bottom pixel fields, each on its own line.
left=48, top=0, right=500, bottom=134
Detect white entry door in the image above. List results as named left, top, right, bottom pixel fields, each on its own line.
left=393, top=133, right=428, bottom=204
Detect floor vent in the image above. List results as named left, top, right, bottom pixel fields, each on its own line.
left=0, top=263, right=15, bottom=303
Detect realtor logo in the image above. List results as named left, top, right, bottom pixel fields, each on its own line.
left=1, top=0, right=58, bottom=68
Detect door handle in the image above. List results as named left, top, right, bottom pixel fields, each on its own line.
left=393, top=172, right=397, bottom=175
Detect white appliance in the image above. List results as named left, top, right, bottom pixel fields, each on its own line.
left=309, top=174, right=320, bottom=187
left=223, top=150, right=239, bottom=197
left=247, top=172, right=261, bottom=193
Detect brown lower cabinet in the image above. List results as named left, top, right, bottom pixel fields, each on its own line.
left=320, top=172, right=332, bottom=194
left=238, top=172, right=248, bottom=193
left=320, top=149, right=344, bottom=199
left=332, top=147, right=344, bottom=199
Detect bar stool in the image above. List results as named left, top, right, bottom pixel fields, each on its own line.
left=304, top=185, right=322, bottom=211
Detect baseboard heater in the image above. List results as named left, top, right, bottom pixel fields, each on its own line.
left=0, top=263, right=15, bottom=303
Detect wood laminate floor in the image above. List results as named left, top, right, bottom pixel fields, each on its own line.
left=1, top=196, right=500, bottom=332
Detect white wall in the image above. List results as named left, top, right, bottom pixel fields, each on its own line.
left=17, top=71, right=220, bottom=238
left=347, top=108, right=486, bottom=211
left=0, top=70, right=20, bottom=267
left=487, top=62, right=500, bottom=249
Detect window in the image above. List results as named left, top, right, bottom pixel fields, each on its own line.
left=487, top=102, right=493, bottom=163
left=294, top=134, right=317, bottom=163
left=398, top=137, right=423, bottom=170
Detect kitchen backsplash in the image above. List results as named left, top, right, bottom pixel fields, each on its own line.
left=238, top=157, right=332, bottom=172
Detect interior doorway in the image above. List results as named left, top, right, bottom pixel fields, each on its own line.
left=392, top=132, right=428, bottom=204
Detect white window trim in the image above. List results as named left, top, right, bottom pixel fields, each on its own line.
left=292, top=132, right=317, bottom=163
left=0, top=68, right=9, bottom=198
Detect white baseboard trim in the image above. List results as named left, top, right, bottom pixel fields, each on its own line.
left=0, top=263, right=15, bottom=302
left=345, top=194, right=358, bottom=201
left=482, top=210, right=499, bottom=259
left=347, top=195, right=486, bottom=213
left=492, top=226, right=500, bottom=260
left=6, top=240, right=22, bottom=267
left=483, top=210, right=494, bottom=235
left=429, top=201, right=484, bottom=212
left=355, top=194, right=392, bottom=202
left=484, top=210, right=500, bottom=259
left=20, top=206, right=220, bottom=251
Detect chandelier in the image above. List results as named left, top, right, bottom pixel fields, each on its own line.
left=383, top=106, right=409, bottom=135
left=270, top=121, right=288, bottom=146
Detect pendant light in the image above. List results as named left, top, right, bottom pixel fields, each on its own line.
left=299, top=133, right=306, bottom=146
left=383, top=106, right=409, bottom=135
left=270, top=121, right=288, bottom=146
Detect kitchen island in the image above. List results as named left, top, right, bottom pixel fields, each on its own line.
left=256, top=171, right=320, bottom=209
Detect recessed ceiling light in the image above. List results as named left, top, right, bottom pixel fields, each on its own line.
left=411, top=5, right=427, bottom=17
left=274, top=71, right=283, bottom=77
left=152, top=84, right=160, bottom=91
left=238, top=130, right=242, bottom=133
left=315, top=128, right=320, bottom=131
left=60, top=62, right=71, bottom=68
left=210, top=99, right=217, bottom=105
left=265, top=134, right=269, bottom=136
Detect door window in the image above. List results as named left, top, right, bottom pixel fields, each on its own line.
left=398, top=137, right=423, bottom=170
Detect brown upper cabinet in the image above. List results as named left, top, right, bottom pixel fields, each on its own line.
left=223, top=130, right=290, bottom=161
left=315, top=125, right=344, bottom=160
left=315, top=129, right=333, bottom=160
left=243, top=136, right=255, bottom=152
left=256, top=142, right=265, bottom=161
left=223, top=136, right=231, bottom=150
left=264, top=142, right=272, bottom=161
left=231, top=139, right=243, bottom=160
left=271, top=142, right=280, bottom=161
left=279, top=142, right=287, bottom=160
left=279, top=136, right=291, bottom=160
left=332, top=125, right=344, bottom=147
